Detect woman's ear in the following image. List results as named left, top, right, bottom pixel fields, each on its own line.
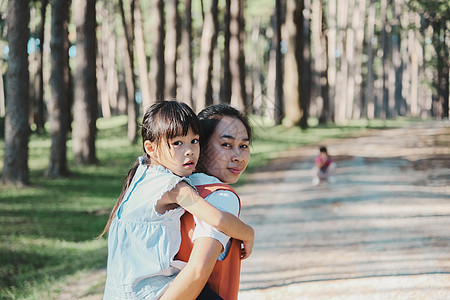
left=144, top=140, right=156, bottom=157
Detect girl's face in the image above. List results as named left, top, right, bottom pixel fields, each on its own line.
left=201, top=116, right=250, bottom=184
left=146, top=129, right=200, bottom=177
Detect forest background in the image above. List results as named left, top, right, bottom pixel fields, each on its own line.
left=0, top=0, right=448, bottom=298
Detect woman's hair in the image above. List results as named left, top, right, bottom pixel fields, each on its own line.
left=196, top=103, right=252, bottom=173
left=98, top=100, right=200, bottom=238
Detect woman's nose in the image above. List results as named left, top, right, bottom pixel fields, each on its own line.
left=231, top=149, right=242, bottom=162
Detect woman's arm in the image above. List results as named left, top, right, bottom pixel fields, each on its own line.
left=166, top=181, right=254, bottom=250
left=160, top=237, right=222, bottom=300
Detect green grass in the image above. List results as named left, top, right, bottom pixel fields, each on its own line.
left=0, top=115, right=419, bottom=299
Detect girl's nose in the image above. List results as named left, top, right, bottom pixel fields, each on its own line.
left=186, top=146, right=195, bottom=156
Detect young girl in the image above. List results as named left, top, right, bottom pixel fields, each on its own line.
left=100, top=101, right=254, bottom=299
left=312, top=146, right=336, bottom=185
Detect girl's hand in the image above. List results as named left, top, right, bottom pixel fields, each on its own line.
left=240, top=238, right=254, bottom=260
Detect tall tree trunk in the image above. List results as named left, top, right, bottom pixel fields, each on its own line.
left=221, top=0, right=231, bottom=103
left=3, top=0, right=30, bottom=186
left=432, top=19, right=449, bottom=119
left=350, top=0, right=366, bottom=119
left=195, top=0, right=218, bottom=111
left=229, top=0, right=245, bottom=111
left=47, top=0, right=70, bottom=177
left=250, top=17, right=262, bottom=115
left=31, top=0, right=48, bottom=134
left=0, top=61, right=5, bottom=117
left=29, top=5, right=37, bottom=128
left=97, top=1, right=111, bottom=118
left=134, top=0, right=151, bottom=109
left=365, top=0, right=376, bottom=119
left=298, top=0, right=311, bottom=129
left=180, top=0, right=193, bottom=107
left=149, top=0, right=165, bottom=103
left=312, top=0, right=328, bottom=124
left=72, top=0, right=98, bottom=164
left=380, top=0, right=389, bottom=118
left=283, top=0, right=302, bottom=127
left=273, top=0, right=284, bottom=124
left=165, top=0, right=178, bottom=98
left=343, top=0, right=355, bottom=120
left=334, top=0, right=348, bottom=124
left=119, top=0, right=137, bottom=143
left=326, top=0, right=336, bottom=122
left=392, top=0, right=403, bottom=117
left=97, top=0, right=119, bottom=116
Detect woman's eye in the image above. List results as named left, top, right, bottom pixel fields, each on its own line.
left=173, top=141, right=183, bottom=146
left=240, top=144, right=249, bottom=149
left=222, top=143, right=231, bottom=148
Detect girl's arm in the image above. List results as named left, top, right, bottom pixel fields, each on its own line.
left=160, top=237, right=222, bottom=300
left=165, top=181, right=254, bottom=252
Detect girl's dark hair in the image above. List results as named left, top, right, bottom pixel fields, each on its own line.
left=196, top=104, right=252, bottom=173
left=98, top=101, right=200, bottom=238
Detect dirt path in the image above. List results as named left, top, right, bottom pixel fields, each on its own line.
left=238, top=120, right=450, bottom=299
left=54, top=121, right=450, bottom=299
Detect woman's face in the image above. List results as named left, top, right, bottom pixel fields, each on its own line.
left=201, top=116, right=250, bottom=184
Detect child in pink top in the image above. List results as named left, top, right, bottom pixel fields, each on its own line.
left=312, top=146, right=336, bottom=185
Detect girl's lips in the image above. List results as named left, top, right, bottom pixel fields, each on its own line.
left=184, top=161, right=196, bottom=168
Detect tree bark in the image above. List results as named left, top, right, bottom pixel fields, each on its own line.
left=134, top=0, right=151, bottom=109
left=326, top=0, right=337, bottom=122
left=380, top=0, right=389, bottom=118
left=229, top=0, right=246, bottom=111
left=34, top=0, right=48, bottom=134
left=334, top=0, right=348, bottom=124
left=47, top=0, right=70, bottom=177
left=149, top=0, right=165, bottom=103
left=3, top=0, right=30, bottom=186
left=274, top=0, right=284, bottom=124
left=195, top=0, right=218, bottom=111
left=432, top=19, right=449, bottom=119
left=312, top=0, right=329, bottom=124
left=298, top=0, right=311, bottom=129
left=221, top=0, right=231, bottom=103
left=249, top=17, right=263, bottom=115
left=283, top=0, right=302, bottom=127
left=97, top=1, right=111, bottom=118
left=180, top=0, right=193, bottom=107
left=350, top=0, right=366, bottom=119
left=364, top=0, right=376, bottom=119
left=72, top=0, right=98, bottom=164
left=392, top=0, right=404, bottom=116
left=165, top=0, right=178, bottom=98
left=118, top=0, right=137, bottom=143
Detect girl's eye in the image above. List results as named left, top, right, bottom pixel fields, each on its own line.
left=222, top=143, right=231, bottom=148
left=192, top=139, right=199, bottom=144
left=240, top=144, right=249, bottom=149
left=173, top=141, right=183, bottom=146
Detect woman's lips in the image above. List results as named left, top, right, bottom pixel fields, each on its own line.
left=228, top=167, right=242, bottom=174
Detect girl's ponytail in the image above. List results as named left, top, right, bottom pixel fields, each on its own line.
left=97, top=156, right=149, bottom=238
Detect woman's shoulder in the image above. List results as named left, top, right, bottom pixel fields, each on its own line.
left=188, top=172, right=221, bottom=186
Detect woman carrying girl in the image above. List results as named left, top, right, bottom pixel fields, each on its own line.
left=100, top=101, right=254, bottom=299
left=162, top=104, right=253, bottom=300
